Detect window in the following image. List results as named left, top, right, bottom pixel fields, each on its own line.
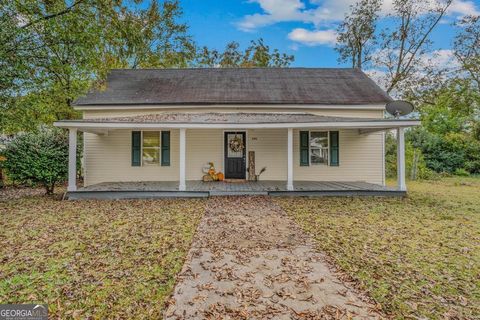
left=310, top=131, right=328, bottom=165
left=142, top=131, right=160, bottom=165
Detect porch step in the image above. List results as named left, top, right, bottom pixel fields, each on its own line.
left=222, top=179, right=248, bottom=183
left=209, top=190, right=268, bottom=196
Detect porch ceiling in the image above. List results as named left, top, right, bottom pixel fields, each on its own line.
left=54, top=112, right=420, bottom=134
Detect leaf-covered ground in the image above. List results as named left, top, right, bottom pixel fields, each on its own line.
left=166, top=196, right=382, bottom=319
left=0, top=190, right=205, bottom=319
left=275, top=177, right=480, bottom=319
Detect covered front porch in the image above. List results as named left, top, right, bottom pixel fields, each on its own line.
left=67, top=180, right=403, bottom=199
left=54, top=112, right=420, bottom=199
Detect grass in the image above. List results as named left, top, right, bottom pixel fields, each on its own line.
left=275, top=177, right=480, bottom=319
left=0, top=191, right=205, bottom=319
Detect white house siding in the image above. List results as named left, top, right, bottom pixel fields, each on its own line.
left=83, top=127, right=383, bottom=186
left=81, top=106, right=385, bottom=186
left=248, top=129, right=287, bottom=180
left=186, top=129, right=223, bottom=180
left=293, top=130, right=383, bottom=184
left=83, top=130, right=179, bottom=186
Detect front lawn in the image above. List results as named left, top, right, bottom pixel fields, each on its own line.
left=0, top=191, right=205, bottom=319
left=276, top=177, right=480, bottom=319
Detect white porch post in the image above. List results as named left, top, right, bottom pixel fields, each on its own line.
left=68, top=128, right=77, bottom=192
left=179, top=128, right=186, bottom=191
left=287, top=128, right=294, bottom=191
left=397, top=127, right=406, bottom=191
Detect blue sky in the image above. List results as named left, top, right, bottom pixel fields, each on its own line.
left=182, top=0, right=480, bottom=67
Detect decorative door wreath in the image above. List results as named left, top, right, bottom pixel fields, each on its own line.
left=229, top=135, right=245, bottom=153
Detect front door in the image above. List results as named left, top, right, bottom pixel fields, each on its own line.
left=224, top=132, right=246, bottom=179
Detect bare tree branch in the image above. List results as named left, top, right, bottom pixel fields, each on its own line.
left=20, top=0, right=85, bottom=29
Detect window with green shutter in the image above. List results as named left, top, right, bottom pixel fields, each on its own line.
left=131, top=131, right=141, bottom=166
left=329, top=131, right=339, bottom=166
left=161, top=131, right=170, bottom=166
left=300, top=131, right=309, bottom=166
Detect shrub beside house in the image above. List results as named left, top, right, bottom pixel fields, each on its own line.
left=2, top=128, right=79, bottom=194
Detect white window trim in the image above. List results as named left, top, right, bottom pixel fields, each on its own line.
left=309, top=130, right=329, bottom=166
left=141, top=130, right=162, bottom=166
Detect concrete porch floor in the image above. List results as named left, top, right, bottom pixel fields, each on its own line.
left=67, top=180, right=404, bottom=199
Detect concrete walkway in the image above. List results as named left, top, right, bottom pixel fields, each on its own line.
left=164, top=196, right=382, bottom=319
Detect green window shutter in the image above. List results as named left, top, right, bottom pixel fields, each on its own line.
left=132, top=131, right=141, bottom=166
left=329, top=131, right=339, bottom=166
left=161, top=131, right=170, bottom=166
left=300, top=131, right=309, bottom=166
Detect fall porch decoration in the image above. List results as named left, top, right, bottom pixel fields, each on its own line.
left=202, top=162, right=224, bottom=182
left=228, top=135, right=245, bottom=153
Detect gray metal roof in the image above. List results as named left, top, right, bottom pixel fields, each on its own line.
left=74, top=68, right=392, bottom=106
left=62, top=112, right=393, bottom=124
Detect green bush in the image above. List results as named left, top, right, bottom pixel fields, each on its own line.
left=405, top=128, right=480, bottom=175
left=454, top=168, right=470, bottom=176
left=385, top=133, right=435, bottom=180
left=2, top=127, right=78, bottom=194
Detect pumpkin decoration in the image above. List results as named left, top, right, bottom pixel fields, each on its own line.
left=202, top=162, right=224, bottom=182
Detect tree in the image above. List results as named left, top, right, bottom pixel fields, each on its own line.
left=336, top=0, right=454, bottom=95
left=98, top=0, right=195, bottom=72
left=2, top=127, right=79, bottom=194
left=376, top=0, right=453, bottom=94
left=454, top=15, right=480, bottom=90
left=406, top=81, right=480, bottom=174
left=336, top=0, right=381, bottom=69
left=1, top=1, right=295, bottom=134
left=196, top=39, right=294, bottom=67
left=0, top=0, right=196, bottom=134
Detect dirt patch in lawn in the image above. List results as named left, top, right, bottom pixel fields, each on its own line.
left=166, top=196, right=382, bottom=319
left=0, top=192, right=206, bottom=319
left=275, top=177, right=480, bottom=319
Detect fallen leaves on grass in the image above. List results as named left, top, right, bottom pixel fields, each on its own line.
left=167, top=196, right=382, bottom=319
left=0, top=192, right=205, bottom=319
left=275, top=177, right=480, bottom=319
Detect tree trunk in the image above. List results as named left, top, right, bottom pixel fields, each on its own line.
left=357, top=47, right=362, bottom=69
left=45, top=183, right=55, bottom=195
left=411, top=149, right=419, bottom=180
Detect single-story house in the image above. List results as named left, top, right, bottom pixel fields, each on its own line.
left=54, top=68, right=419, bottom=198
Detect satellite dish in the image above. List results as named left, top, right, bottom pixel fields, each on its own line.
left=386, top=100, right=414, bottom=118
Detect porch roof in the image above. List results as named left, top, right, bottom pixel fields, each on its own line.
left=54, top=112, right=420, bottom=134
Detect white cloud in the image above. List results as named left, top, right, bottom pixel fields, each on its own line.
left=366, top=48, right=461, bottom=94
left=237, top=0, right=310, bottom=31
left=364, top=69, right=389, bottom=91
left=237, top=0, right=479, bottom=52
left=371, top=48, right=460, bottom=72
left=237, top=0, right=479, bottom=32
left=448, top=0, right=480, bottom=16
left=419, top=49, right=461, bottom=70
left=287, top=28, right=337, bottom=46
